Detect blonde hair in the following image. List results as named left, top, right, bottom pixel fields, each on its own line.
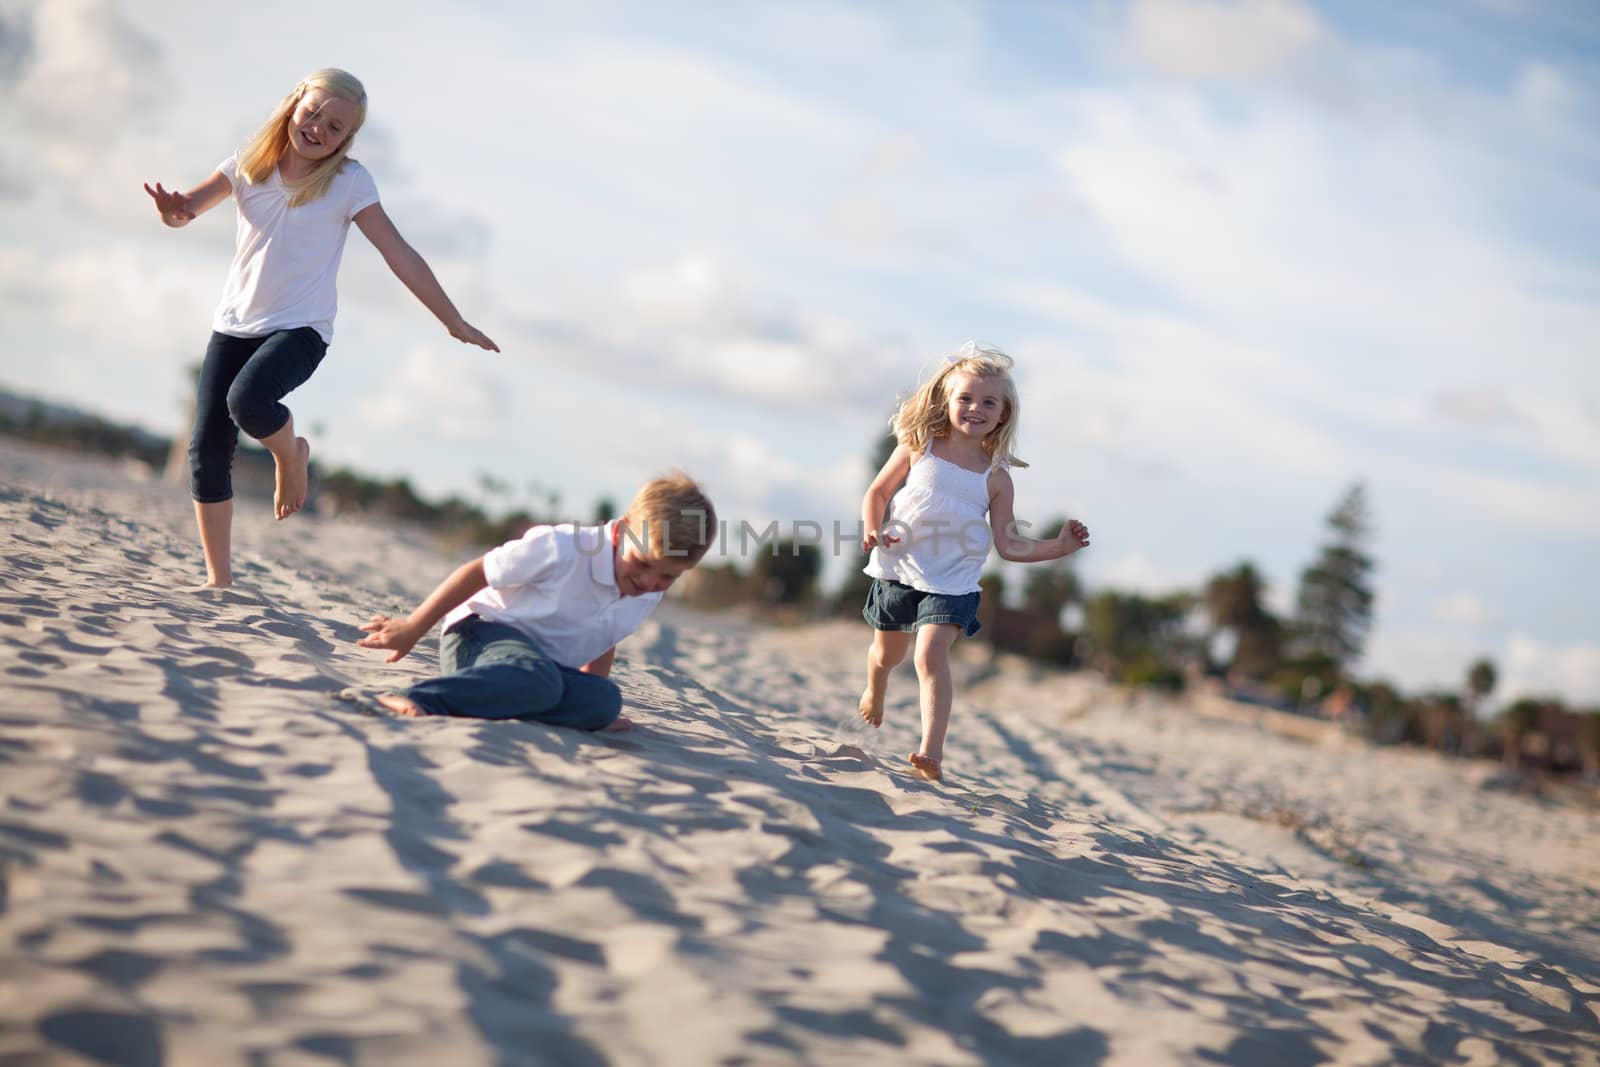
left=624, top=473, right=717, bottom=562
left=890, top=341, right=1028, bottom=469
left=238, top=69, right=368, bottom=207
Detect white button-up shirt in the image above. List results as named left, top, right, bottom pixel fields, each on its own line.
left=441, top=520, right=661, bottom=669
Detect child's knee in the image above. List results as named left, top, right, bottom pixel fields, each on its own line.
left=868, top=642, right=903, bottom=670
left=587, top=680, right=624, bottom=730
left=225, top=379, right=281, bottom=440
left=913, top=641, right=952, bottom=676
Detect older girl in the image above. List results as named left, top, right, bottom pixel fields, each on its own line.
left=145, top=68, right=498, bottom=587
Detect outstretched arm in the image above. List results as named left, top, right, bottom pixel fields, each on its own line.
left=144, top=171, right=232, bottom=228
left=861, top=443, right=914, bottom=551
left=353, top=203, right=500, bottom=352
left=357, top=556, right=489, bottom=662
left=987, top=468, right=1090, bottom=563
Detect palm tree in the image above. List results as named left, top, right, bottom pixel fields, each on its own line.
left=1466, top=658, right=1497, bottom=714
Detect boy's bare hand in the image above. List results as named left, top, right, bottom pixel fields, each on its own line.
left=144, top=182, right=195, bottom=226
left=357, top=614, right=422, bottom=662
left=1057, top=519, right=1091, bottom=554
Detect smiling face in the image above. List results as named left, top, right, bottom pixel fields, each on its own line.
left=943, top=371, right=1008, bottom=441
left=285, top=88, right=360, bottom=162
left=613, top=536, right=696, bottom=597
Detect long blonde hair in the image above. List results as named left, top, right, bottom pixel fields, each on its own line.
left=890, top=342, right=1028, bottom=469
left=238, top=69, right=368, bottom=207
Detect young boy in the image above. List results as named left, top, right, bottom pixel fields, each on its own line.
left=354, top=473, right=715, bottom=732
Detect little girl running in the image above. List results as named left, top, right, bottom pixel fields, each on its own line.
left=859, top=343, right=1090, bottom=781
left=144, top=68, right=499, bottom=587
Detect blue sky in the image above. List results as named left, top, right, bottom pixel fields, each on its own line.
left=1, top=0, right=1596, bottom=706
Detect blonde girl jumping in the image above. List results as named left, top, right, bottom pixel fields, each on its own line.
left=145, top=68, right=498, bottom=587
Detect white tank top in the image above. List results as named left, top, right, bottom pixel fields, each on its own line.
left=864, top=452, right=994, bottom=595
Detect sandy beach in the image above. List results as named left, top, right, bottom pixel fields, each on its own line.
left=2, top=437, right=1597, bottom=1066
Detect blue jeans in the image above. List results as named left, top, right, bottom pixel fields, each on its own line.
left=189, top=328, right=327, bottom=503
left=402, top=616, right=623, bottom=731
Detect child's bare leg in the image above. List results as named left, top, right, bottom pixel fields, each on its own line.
left=859, top=629, right=913, bottom=727
left=257, top=415, right=311, bottom=520
left=193, top=499, right=234, bottom=587
left=601, top=714, right=634, bottom=733
left=910, top=624, right=960, bottom=778
left=375, top=693, right=428, bottom=718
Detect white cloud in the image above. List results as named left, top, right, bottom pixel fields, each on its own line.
left=0, top=242, right=215, bottom=359
left=1362, top=628, right=1483, bottom=694
left=1431, top=592, right=1495, bottom=628
left=1003, top=282, right=1343, bottom=481
left=1427, top=465, right=1600, bottom=537
left=1124, top=0, right=1326, bottom=82
left=0, top=0, right=217, bottom=234
left=1502, top=636, right=1600, bottom=706
left=511, top=256, right=913, bottom=416
left=2, top=0, right=173, bottom=197
left=1095, top=552, right=1192, bottom=596
left=4, top=0, right=167, bottom=146
left=358, top=347, right=509, bottom=443
left=1049, top=74, right=1600, bottom=405
left=1040, top=75, right=1600, bottom=539
left=1431, top=386, right=1526, bottom=429
left=1515, top=62, right=1578, bottom=123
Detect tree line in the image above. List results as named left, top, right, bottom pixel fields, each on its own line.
left=5, top=394, right=1594, bottom=780
left=677, top=447, right=1598, bottom=783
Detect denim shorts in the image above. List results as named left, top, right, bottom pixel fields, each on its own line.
left=862, top=578, right=982, bottom=637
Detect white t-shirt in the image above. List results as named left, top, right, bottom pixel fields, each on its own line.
left=212, top=152, right=381, bottom=344
left=864, top=452, right=996, bottom=595
left=441, top=520, right=663, bottom=670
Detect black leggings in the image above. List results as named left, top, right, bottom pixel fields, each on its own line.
left=189, top=328, right=327, bottom=503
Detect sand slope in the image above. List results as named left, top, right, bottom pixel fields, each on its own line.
left=2, top=439, right=1597, bottom=1066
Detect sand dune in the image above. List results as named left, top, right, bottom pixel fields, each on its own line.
left=2, top=438, right=1597, bottom=1066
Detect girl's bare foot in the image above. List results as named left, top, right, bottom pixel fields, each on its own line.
left=601, top=714, right=633, bottom=733
left=275, top=436, right=311, bottom=519
left=908, top=752, right=942, bottom=780
left=374, top=693, right=427, bottom=718
left=858, top=688, right=885, bottom=727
